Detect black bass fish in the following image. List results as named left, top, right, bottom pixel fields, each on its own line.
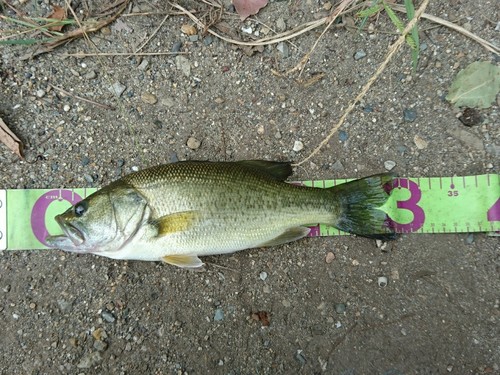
left=46, top=161, right=394, bottom=268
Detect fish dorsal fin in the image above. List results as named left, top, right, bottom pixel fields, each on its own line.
left=236, top=160, right=293, bottom=181
left=162, top=255, right=204, bottom=268
left=152, top=211, right=198, bottom=237
left=257, top=227, right=311, bottom=247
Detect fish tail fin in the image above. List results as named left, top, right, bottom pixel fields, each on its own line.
left=331, top=173, right=395, bottom=240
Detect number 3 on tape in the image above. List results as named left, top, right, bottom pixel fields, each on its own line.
left=389, top=178, right=425, bottom=233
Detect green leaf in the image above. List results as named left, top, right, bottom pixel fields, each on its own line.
left=446, top=61, right=500, bottom=109
left=404, top=0, right=419, bottom=71
left=357, top=3, right=382, bottom=19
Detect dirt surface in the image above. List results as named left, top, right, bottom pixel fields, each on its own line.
left=1, top=0, right=499, bottom=374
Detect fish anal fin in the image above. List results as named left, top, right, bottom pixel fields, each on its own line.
left=236, top=160, right=293, bottom=181
left=258, top=227, right=310, bottom=247
left=162, top=255, right=204, bottom=268
left=153, top=211, right=198, bottom=237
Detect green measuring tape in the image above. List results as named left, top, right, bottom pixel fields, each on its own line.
left=0, top=174, right=498, bottom=251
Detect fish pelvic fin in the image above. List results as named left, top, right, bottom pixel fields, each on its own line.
left=332, top=173, right=396, bottom=240
left=236, top=160, right=293, bottom=181
left=162, top=255, right=204, bottom=268
left=152, top=211, right=199, bottom=237
left=257, top=227, right=310, bottom=247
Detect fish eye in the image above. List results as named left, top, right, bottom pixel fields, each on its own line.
left=74, top=201, right=88, bottom=217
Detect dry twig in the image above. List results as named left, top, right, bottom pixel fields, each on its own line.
left=295, top=0, right=431, bottom=167
left=49, top=84, right=115, bottom=110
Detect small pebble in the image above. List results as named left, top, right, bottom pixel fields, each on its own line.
left=84, top=70, right=96, bottom=80
left=109, top=82, right=126, bottom=97
left=338, top=130, right=348, bottom=142
left=396, top=145, right=408, bottom=154
left=203, top=36, right=213, bottom=45
left=214, top=308, right=224, bottom=321
left=414, top=135, right=428, bottom=149
left=187, top=137, right=201, bottom=150
left=354, top=50, right=367, bottom=60
left=335, top=303, right=346, bottom=314
left=465, top=233, right=474, bottom=244
left=325, top=252, right=335, bottom=263
left=295, top=350, right=307, bottom=366
left=63, top=104, right=70, bottom=112
left=277, top=42, right=289, bottom=58
left=81, top=156, right=90, bottom=166
left=169, top=152, right=179, bottom=163
left=293, top=140, right=304, bottom=152
left=137, top=60, right=149, bottom=70
left=189, top=35, right=199, bottom=42
left=36, top=89, right=46, bottom=98
left=276, top=17, right=286, bottom=32
left=363, top=104, right=373, bottom=113
left=241, top=26, right=252, bottom=34
left=93, top=340, right=108, bottom=351
left=259, top=271, right=268, bottom=281
left=101, top=310, right=116, bottom=323
left=172, top=41, right=183, bottom=53
left=84, top=174, right=95, bottom=184
left=332, top=160, right=344, bottom=171
left=274, top=130, right=282, bottom=139
left=403, top=108, right=417, bottom=122
left=378, top=276, right=388, bottom=287
left=176, top=55, right=191, bottom=77
left=141, top=92, right=158, bottom=105
left=257, top=125, right=265, bottom=135
left=77, top=352, right=102, bottom=369
left=384, top=160, right=396, bottom=171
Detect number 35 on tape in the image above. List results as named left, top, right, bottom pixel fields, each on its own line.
left=0, top=174, right=498, bottom=251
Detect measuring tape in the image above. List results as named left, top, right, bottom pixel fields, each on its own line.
left=0, top=174, right=498, bottom=251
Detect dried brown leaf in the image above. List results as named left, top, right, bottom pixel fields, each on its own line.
left=233, top=0, right=268, bottom=21
left=47, top=5, right=67, bottom=32
left=0, top=117, right=24, bottom=159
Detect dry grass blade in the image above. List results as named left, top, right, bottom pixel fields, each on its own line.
left=19, top=0, right=130, bottom=60
left=49, top=85, right=115, bottom=110
left=0, top=116, right=24, bottom=159
left=295, top=0, right=431, bottom=167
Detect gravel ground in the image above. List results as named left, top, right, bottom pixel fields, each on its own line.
left=1, top=0, right=499, bottom=374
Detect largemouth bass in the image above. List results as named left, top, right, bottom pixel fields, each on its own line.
left=46, top=160, right=394, bottom=268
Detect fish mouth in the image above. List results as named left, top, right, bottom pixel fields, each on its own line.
left=55, top=215, right=85, bottom=246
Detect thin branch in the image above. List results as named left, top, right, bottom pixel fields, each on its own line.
left=49, top=84, right=115, bottom=110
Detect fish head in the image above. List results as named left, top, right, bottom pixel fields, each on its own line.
left=46, top=185, right=150, bottom=254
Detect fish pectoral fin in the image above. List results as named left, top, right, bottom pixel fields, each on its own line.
left=152, top=211, right=199, bottom=237
left=162, top=255, right=204, bottom=268
left=258, top=227, right=311, bottom=247
left=236, top=160, right=293, bottom=181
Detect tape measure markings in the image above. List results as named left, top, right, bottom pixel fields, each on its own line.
left=0, top=174, right=498, bottom=251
